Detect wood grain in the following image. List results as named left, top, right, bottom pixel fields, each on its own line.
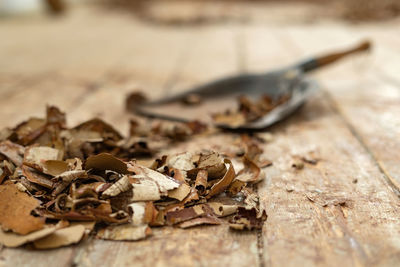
left=0, top=4, right=400, bottom=267
left=243, top=26, right=400, bottom=266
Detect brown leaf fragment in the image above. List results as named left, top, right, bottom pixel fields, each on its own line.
left=33, top=224, right=86, bottom=249
left=73, top=118, right=123, bottom=142
left=194, top=169, right=208, bottom=195
left=168, top=151, right=226, bottom=179
left=129, top=162, right=180, bottom=196
left=178, top=216, right=222, bottom=229
left=181, top=187, right=199, bottom=205
left=235, top=156, right=263, bottom=183
left=131, top=178, right=161, bottom=201
left=85, top=153, right=128, bottom=174
left=102, top=175, right=132, bottom=198
left=168, top=183, right=191, bottom=201
left=24, top=146, right=63, bottom=172
left=13, top=118, right=46, bottom=145
left=212, top=112, right=246, bottom=128
left=128, top=202, right=157, bottom=226
left=165, top=204, right=216, bottom=225
left=42, top=160, right=69, bottom=176
left=126, top=91, right=148, bottom=111
left=229, top=207, right=267, bottom=231
left=0, top=141, right=25, bottom=166
left=207, top=159, right=235, bottom=199
left=97, top=224, right=151, bottom=241
left=46, top=105, right=66, bottom=126
left=0, top=183, right=45, bottom=234
left=207, top=202, right=238, bottom=217
left=52, top=170, right=88, bottom=196
left=0, top=227, right=56, bottom=248
left=166, top=205, right=205, bottom=225
left=22, top=165, right=54, bottom=189
left=0, top=160, right=14, bottom=184
left=227, top=179, right=245, bottom=196
left=193, top=151, right=227, bottom=179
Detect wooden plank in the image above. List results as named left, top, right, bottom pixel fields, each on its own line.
left=243, top=26, right=400, bottom=266
left=74, top=226, right=258, bottom=267
left=285, top=25, right=400, bottom=191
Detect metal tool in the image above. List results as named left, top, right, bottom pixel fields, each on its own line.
left=132, top=40, right=371, bottom=130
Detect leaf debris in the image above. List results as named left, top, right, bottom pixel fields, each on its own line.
left=0, top=106, right=268, bottom=249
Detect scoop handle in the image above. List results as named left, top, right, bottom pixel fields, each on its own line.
left=297, top=40, right=372, bottom=73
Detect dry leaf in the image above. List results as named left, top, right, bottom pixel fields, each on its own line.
left=24, top=146, right=63, bottom=171
left=128, top=202, right=157, bottom=226
left=0, top=141, right=25, bottom=166
left=85, top=153, right=128, bottom=174
left=207, top=202, right=238, bottom=217
left=229, top=207, right=267, bottom=230
left=97, top=224, right=151, bottom=241
left=102, top=175, right=132, bottom=198
left=42, top=160, right=69, bottom=176
left=178, top=216, right=222, bottom=228
left=0, top=183, right=44, bottom=234
left=207, top=159, right=235, bottom=198
left=235, top=156, right=263, bottom=183
left=194, top=169, right=208, bottom=195
left=168, top=183, right=191, bottom=201
left=33, top=224, right=86, bottom=249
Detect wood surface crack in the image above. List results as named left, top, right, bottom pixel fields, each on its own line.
left=323, top=89, right=400, bottom=197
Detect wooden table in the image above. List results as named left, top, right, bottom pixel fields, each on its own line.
left=1, top=3, right=400, bottom=267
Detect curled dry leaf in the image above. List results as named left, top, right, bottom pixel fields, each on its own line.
left=128, top=202, right=157, bottom=226
left=235, top=156, right=263, bottom=183
left=207, top=202, right=238, bottom=217
left=0, top=183, right=44, bottom=235
left=97, top=224, right=151, bottom=241
left=194, top=169, right=208, bottom=195
left=33, top=224, right=86, bottom=249
left=102, top=175, right=132, bottom=198
left=207, top=159, right=235, bottom=199
left=85, top=153, right=128, bottom=174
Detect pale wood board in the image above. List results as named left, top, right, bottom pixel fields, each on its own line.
left=0, top=4, right=399, bottom=267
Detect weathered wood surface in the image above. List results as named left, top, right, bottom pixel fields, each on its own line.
left=0, top=4, right=400, bottom=267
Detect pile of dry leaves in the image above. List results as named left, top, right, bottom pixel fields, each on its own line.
left=0, top=106, right=269, bottom=249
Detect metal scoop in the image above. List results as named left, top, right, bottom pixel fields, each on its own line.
left=132, top=40, right=371, bottom=130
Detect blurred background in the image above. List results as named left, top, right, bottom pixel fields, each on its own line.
left=0, top=0, right=399, bottom=133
